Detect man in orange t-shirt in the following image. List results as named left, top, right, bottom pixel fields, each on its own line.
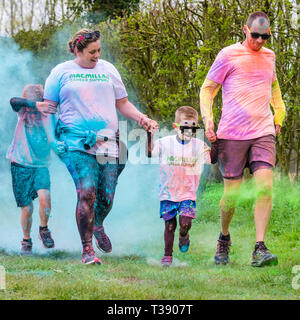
left=200, top=11, right=286, bottom=267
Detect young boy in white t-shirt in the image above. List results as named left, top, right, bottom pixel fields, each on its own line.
left=148, top=106, right=211, bottom=266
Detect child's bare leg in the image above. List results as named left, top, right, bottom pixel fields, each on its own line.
left=179, top=216, right=192, bottom=238
left=37, top=189, right=51, bottom=227
left=37, top=189, right=54, bottom=248
left=21, top=202, right=33, bottom=239
left=164, top=217, right=177, bottom=256
left=179, top=216, right=192, bottom=252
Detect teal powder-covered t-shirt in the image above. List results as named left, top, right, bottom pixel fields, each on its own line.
left=6, top=107, right=51, bottom=167
left=44, top=59, right=128, bottom=157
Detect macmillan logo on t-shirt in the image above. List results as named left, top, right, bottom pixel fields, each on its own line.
left=167, top=156, right=197, bottom=167
left=69, top=73, right=110, bottom=82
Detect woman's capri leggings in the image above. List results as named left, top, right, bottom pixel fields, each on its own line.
left=61, top=150, right=125, bottom=247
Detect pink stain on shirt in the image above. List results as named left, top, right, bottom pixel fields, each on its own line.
left=207, top=43, right=276, bottom=140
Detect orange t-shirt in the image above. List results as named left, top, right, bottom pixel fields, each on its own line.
left=207, top=43, right=276, bottom=140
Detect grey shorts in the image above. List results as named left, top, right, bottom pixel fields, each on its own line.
left=11, top=162, right=50, bottom=207
left=217, top=135, right=276, bottom=180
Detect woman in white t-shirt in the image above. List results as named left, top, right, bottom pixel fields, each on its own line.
left=43, top=29, right=158, bottom=265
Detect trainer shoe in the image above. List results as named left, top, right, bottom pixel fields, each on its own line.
left=161, top=256, right=173, bottom=267
left=82, top=246, right=101, bottom=265
left=179, top=234, right=190, bottom=253
left=214, top=238, right=231, bottom=265
left=39, top=226, right=55, bottom=248
left=20, top=239, right=32, bottom=256
left=93, top=226, right=112, bottom=253
left=251, top=242, right=278, bottom=267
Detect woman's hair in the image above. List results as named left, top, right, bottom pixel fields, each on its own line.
left=22, top=84, right=44, bottom=101
left=175, top=106, right=198, bottom=123
left=68, top=28, right=100, bottom=55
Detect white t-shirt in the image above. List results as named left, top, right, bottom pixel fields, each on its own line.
left=152, top=135, right=210, bottom=202
left=44, top=59, right=128, bottom=157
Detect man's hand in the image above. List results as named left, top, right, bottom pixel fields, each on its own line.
left=205, top=128, right=217, bottom=143
left=36, top=102, right=57, bottom=116
left=275, top=124, right=281, bottom=135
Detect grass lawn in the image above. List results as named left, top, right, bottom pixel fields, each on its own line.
left=0, top=178, right=299, bottom=300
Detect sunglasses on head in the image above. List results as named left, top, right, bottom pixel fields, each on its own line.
left=246, top=26, right=271, bottom=40
left=77, top=31, right=100, bottom=43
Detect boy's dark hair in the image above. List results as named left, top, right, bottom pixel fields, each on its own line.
left=22, top=84, right=44, bottom=102
left=175, top=106, right=198, bottom=123
left=246, top=11, right=270, bottom=27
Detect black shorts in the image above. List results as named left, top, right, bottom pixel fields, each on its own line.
left=11, top=162, right=50, bottom=207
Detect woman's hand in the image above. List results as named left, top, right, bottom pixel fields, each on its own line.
left=36, top=102, right=57, bottom=116
left=139, top=115, right=159, bottom=133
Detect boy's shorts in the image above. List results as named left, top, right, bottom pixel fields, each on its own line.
left=11, top=162, right=50, bottom=207
left=217, top=134, right=275, bottom=180
left=160, top=200, right=196, bottom=221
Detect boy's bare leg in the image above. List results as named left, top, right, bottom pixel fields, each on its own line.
left=21, top=202, right=33, bottom=239
left=37, top=189, right=54, bottom=248
left=37, top=189, right=51, bottom=227
left=164, top=217, right=177, bottom=256
left=253, top=169, right=273, bottom=242
left=179, top=216, right=192, bottom=252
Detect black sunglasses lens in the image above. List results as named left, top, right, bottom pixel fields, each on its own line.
left=83, top=31, right=100, bottom=40
left=251, top=32, right=270, bottom=40
left=251, top=33, right=260, bottom=39
left=83, top=33, right=92, bottom=39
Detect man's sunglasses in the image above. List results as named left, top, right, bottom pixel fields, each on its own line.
left=246, top=26, right=271, bottom=40
left=174, top=123, right=201, bottom=133
left=77, top=31, right=100, bottom=43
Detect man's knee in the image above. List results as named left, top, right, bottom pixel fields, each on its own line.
left=22, top=202, right=33, bottom=215
left=38, top=190, right=51, bottom=208
left=220, top=193, right=238, bottom=212
left=256, top=184, right=273, bottom=199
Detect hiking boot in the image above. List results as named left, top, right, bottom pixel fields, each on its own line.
left=179, top=234, right=190, bottom=253
left=161, top=256, right=173, bottom=267
left=93, top=226, right=112, bottom=253
left=39, top=226, right=55, bottom=248
left=82, top=245, right=101, bottom=265
left=214, top=238, right=231, bottom=265
left=251, top=242, right=278, bottom=267
left=20, top=239, right=32, bottom=256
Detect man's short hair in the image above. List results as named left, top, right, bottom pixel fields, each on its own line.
left=246, top=11, right=270, bottom=27
left=175, top=106, right=198, bottom=123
